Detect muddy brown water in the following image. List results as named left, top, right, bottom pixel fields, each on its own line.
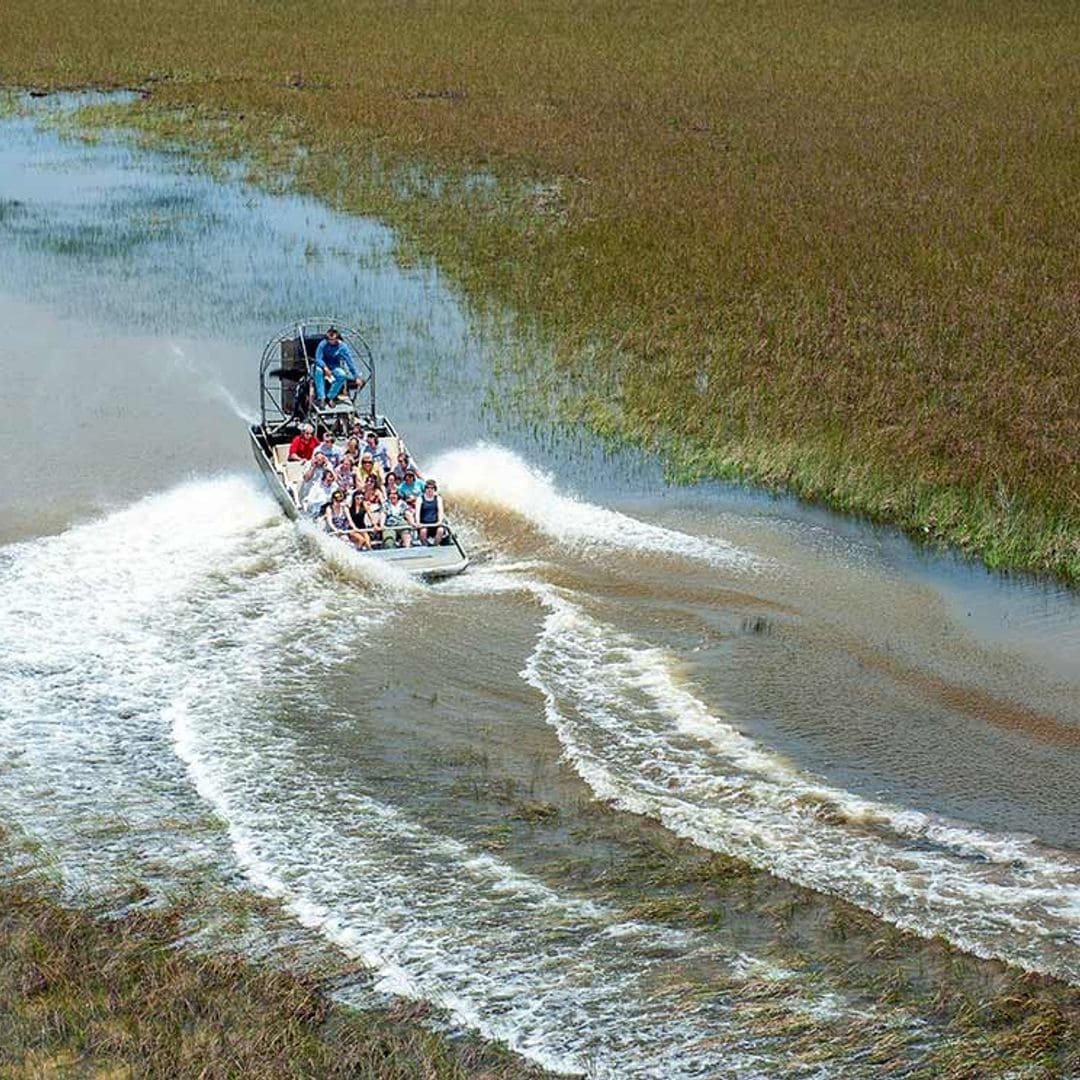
left=1, top=96, right=1079, bottom=1078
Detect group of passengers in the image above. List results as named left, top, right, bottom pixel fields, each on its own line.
left=287, top=421, right=446, bottom=550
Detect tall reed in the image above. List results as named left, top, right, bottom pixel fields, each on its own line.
left=3, top=0, right=1078, bottom=576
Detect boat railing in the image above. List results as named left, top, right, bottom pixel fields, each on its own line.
left=325, top=521, right=460, bottom=542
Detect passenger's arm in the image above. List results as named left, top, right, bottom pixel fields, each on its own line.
left=342, top=344, right=360, bottom=380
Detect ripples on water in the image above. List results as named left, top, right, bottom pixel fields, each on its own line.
left=2, top=466, right=1080, bottom=1075
left=2, top=97, right=1080, bottom=1077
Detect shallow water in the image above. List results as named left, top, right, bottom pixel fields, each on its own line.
left=1, top=97, right=1079, bottom=1077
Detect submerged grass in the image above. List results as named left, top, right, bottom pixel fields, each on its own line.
left=3, top=1, right=1080, bottom=579
left=436, top=748, right=1080, bottom=1076
left=0, top=876, right=550, bottom=1079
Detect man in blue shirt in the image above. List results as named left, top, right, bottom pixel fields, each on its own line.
left=313, top=327, right=361, bottom=405
left=398, top=468, right=425, bottom=500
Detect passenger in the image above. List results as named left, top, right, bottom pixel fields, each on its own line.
left=384, top=472, right=400, bottom=500
left=314, top=431, right=340, bottom=464
left=302, top=450, right=331, bottom=485
left=288, top=422, right=319, bottom=461
left=392, top=451, right=422, bottom=482
left=335, top=454, right=357, bottom=492
left=357, top=452, right=385, bottom=488
left=312, top=327, right=363, bottom=407
left=303, top=466, right=338, bottom=516
left=384, top=487, right=415, bottom=547
left=362, top=474, right=387, bottom=540
left=324, top=489, right=370, bottom=549
left=417, top=479, right=446, bottom=546
left=364, top=431, right=392, bottom=473
left=345, top=436, right=363, bottom=462
left=346, top=490, right=373, bottom=549
left=403, top=494, right=421, bottom=532
left=398, top=467, right=424, bottom=500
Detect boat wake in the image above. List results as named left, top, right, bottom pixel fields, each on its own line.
left=0, top=473, right=920, bottom=1076
left=521, top=585, right=1080, bottom=984
left=1, top=469, right=1079, bottom=1079
left=430, top=443, right=759, bottom=572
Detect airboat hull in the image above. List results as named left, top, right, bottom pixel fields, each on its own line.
left=250, top=427, right=470, bottom=579
left=249, top=317, right=469, bottom=580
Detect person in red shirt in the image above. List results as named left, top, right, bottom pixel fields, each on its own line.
left=288, top=423, right=319, bottom=461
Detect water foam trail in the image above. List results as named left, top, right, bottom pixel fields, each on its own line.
left=520, top=586, right=1080, bottom=983
left=152, top=536, right=934, bottom=1078
left=296, top=519, right=425, bottom=599
left=0, top=479, right=844, bottom=1076
left=1, top=474, right=1065, bottom=1071
left=0, top=477, right=281, bottom=891
left=429, top=443, right=759, bottom=572
left=167, top=677, right=910, bottom=1076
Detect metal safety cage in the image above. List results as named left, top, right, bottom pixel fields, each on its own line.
left=258, top=317, right=375, bottom=432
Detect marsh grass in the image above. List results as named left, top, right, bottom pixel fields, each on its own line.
left=3, top=0, right=1079, bottom=578
left=0, top=874, right=551, bottom=1080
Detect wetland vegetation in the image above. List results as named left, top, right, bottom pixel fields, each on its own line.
left=2, top=0, right=1077, bottom=579
left=0, top=878, right=550, bottom=1077
left=4, top=4, right=1080, bottom=1075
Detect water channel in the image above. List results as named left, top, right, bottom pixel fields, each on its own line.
left=1, top=96, right=1078, bottom=1078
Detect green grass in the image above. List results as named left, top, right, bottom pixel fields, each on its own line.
left=1, top=0, right=1079, bottom=579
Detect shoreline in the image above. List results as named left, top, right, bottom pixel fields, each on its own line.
left=2, top=13, right=1077, bottom=584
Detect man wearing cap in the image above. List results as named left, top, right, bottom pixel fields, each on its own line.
left=398, top=468, right=424, bottom=500
left=287, top=422, right=319, bottom=461
left=313, top=327, right=363, bottom=406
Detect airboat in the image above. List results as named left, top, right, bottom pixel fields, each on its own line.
left=249, top=318, right=469, bottom=578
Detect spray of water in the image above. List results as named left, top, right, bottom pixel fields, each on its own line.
left=429, top=443, right=760, bottom=571
left=167, top=342, right=257, bottom=423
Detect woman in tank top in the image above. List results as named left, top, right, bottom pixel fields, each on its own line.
left=346, top=490, right=373, bottom=550
left=417, top=479, right=445, bottom=546
left=325, top=490, right=370, bottom=550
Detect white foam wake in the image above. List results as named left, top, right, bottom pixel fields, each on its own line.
left=0, top=478, right=869, bottom=1076
left=428, top=443, right=758, bottom=571
left=141, top=522, right=924, bottom=1078
left=166, top=669, right=904, bottom=1079
left=521, top=586, right=1080, bottom=984
left=0, top=476, right=283, bottom=892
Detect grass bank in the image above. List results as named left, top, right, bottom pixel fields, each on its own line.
left=0, top=876, right=549, bottom=1079
left=2, top=0, right=1078, bottom=579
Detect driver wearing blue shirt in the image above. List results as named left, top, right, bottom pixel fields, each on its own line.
left=313, top=327, right=361, bottom=405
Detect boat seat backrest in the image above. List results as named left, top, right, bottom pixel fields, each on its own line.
left=283, top=460, right=307, bottom=493
left=379, top=436, right=401, bottom=466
